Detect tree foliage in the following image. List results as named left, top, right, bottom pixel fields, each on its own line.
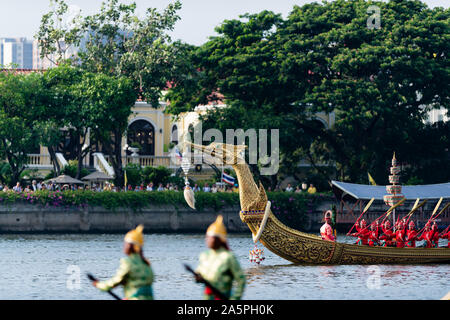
left=167, top=0, right=449, bottom=186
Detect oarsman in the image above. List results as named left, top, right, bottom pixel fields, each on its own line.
left=418, top=221, right=440, bottom=248
left=368, top=223, right=379, bottom=247
left=195, top=215, right=246, bottom=300
left=440, top=227, right=450, bottom=248
left=406, top=220, right=418, bottom=248
left=379, top=220, right=395, bottom=247
left=350, top=219, right=370, bottom=245
left=91, top=225, right=154, bottom=300
left=430, top=222, right=440, bottom=248
left=320, top=211, right=336, bottom=242
left=417, top=222, right=433, bottom=248
left=395, top=220, right=407, bottom=248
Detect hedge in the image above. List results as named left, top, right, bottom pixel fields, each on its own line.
left=0, top=190, right=334, bottom=229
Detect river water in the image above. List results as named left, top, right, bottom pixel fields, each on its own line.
left=0, top=233, right=448, bottom=300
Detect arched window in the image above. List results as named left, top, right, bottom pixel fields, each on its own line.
left=127, top=120, right=155, bottom=156
left=171, top=125, right=178, bottom=143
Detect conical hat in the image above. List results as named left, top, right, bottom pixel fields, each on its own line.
left=206, top=215, right=227, bottom=241
left=124, top=224, right=144, bottom=250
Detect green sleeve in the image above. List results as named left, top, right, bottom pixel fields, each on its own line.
left=96, top=258, right=130, bottom=292
left=228, top=254, right=246, bottom=300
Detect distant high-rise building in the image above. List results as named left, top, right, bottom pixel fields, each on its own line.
left=0, top=38, right=33, bottom=69
left=32, top=39, right=79, bottom=70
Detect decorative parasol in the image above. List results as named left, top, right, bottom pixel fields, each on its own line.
left=383, top=153, right=405, bottom=227
left=82, top=171, right=113, bottom=182
left=43, top=174, right=85, bottom=185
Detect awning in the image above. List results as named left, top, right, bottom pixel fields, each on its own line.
left=331, top=180, right=450, bottom=201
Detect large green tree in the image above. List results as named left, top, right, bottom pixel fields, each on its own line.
left=36, top=0, right=186, bottom=181
left=72, top=72, right=137, bottom=186
left=0, top=72, right=45, bottom=184
left=167, top=0, right=449, bottom=187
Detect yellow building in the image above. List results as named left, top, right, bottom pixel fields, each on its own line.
left=26, top=99, right=335, bottom=180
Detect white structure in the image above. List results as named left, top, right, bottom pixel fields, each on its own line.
left=426, top=107, right=448, bottom=124
left=0, top=38, right=33, bottom=69
left=32, top=39, right=79, bottom=70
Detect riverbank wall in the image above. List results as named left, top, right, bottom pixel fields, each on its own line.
left=0, top=201, right=334, bottom=233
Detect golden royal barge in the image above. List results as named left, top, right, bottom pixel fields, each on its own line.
left=187, top=141, right=450, bottom=265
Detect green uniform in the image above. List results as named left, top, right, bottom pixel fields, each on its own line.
left=96, top=253, right=154, bottom=300
left=196, top=247, right=246, bottom=300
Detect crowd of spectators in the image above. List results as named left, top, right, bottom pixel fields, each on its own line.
left=0, top=180, right=317, bottom=194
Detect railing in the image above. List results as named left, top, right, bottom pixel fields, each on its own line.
left=55, top=153, right=68, bottom=168
left=26, top=154, right=52, bottom=168
left=93, top=153, right=115, bottom=177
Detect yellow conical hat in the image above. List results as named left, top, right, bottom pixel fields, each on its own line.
left=206, top=215, right=227, bottom=241
left=124, top=224, right=144, bottom=251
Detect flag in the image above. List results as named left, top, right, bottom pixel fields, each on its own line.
left=175, top=147, right=182, bottom=160
left=221, top=172, right=235, bottom=185
left=368, top=172, right=377, bottom=186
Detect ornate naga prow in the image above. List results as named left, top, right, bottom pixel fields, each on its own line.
left=186, top=141, right=450, bottom=265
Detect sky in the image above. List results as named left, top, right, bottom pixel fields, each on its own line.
left=0, top=0, right=448, bottom=45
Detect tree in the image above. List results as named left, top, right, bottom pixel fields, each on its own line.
left=41, top=64, right=92, bottom=179
left=72, top=72, right=137, bottom=187
left=36, top=0, right=186, bottom=181
left=76, top=0, right=182, bottom=106
left=35, top=0, right=82, bottom=65
left=0, top=72, right=44, bottom=184
left=167, top=0, right=449, bottom=186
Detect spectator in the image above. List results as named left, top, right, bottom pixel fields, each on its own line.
left=157, top=183, right=165, bottom=191
left=307, top=184, right=317, bottom=194
left=31, top=180, right=40, bottom=192
left=232, top=184, right=239, bottom=193
left=203, top=183, right=211, bottom=192
left=193, top=184, right=200, bottom=192
left=173, top=185, right=179, bottom=192
left=146, top=182, right=154, bottom=191
left=0, top=184, right=3, bottom=191
left=301, top=182, right=308, bottom=192
left=285, top=184, right=293, bottom=192
left=295, top=186, right=301, bottom=193
left=211, top=184, right=218, bottom=193
left=13, top=182, right=22, bottom=193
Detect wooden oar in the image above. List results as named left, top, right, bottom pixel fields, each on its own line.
left=440, top=224, right=450, bottom=237
left=403, top=199, right=428, bottom=222
left=87, top=273, right=122, bottom=300
left=431, top=202, right=450, bottom=221
left=381, top=197, right=407, bottom=223
left=183, top=264, right=229, bottom=300
left=347, top=198, right=375, bottom=235
left=353, top=198, right=406, bottom=236
left=416, top=198, right=446, bottom=238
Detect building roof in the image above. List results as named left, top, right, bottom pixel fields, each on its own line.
left=331, top=180, right=450, bottom=201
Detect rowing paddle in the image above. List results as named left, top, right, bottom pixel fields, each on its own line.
left=87, top=273, right=122, bottom=300
left=183, top=264, right=229, bottom=300
left=347, top=198, right=375, bottom=235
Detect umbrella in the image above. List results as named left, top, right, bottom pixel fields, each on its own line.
left=82, top=171, right=113, bottom=182
left=43, top=174, right=85, bottom=185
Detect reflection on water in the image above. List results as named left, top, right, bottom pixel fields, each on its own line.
left=0, top=233, right=448, bottom=300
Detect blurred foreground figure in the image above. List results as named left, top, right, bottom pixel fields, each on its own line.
left=195, top=215, right=246, bottom=300
left=93, top=225, right=154, bottom=300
